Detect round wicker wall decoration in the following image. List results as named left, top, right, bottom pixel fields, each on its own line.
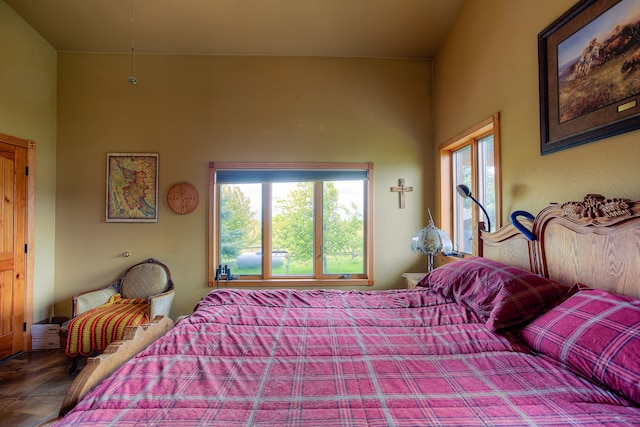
left=167, top=182, right=199, bottom=215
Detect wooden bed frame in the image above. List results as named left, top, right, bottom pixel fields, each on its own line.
left=481, top=194, right=640, bottom=299
left=55, top=316, right=174, bottom=418
left=53, top=194, right=640, bottom=419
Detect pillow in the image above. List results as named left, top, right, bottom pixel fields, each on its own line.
left=417, top=257, right=569, bottom=330
left=521, top=285, right=640, bottom=405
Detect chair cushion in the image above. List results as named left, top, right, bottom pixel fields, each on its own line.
left=121, top=263, right=169, bottom=299
left=65, top=294, right=149, bottom=357
left=75, top=288, right=117, bottom=316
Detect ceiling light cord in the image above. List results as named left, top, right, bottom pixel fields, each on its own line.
left=128, top=0, right=137, bottom=85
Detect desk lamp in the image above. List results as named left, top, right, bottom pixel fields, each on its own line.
left=456, top=184, right=491, bottom=232
left=411, top=210, right=453, bottom=272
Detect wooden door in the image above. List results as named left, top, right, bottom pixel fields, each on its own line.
left=0, top=134, right=33, bottom=360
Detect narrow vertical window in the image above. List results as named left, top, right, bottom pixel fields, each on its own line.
left=322, top=180, right=365, bottom=275
left=440, top=114, right=501, bottom=255
left=271, top=181, right=314, bottom=276
left=219, top=183, right=262, bottom=275
left=452, top=146, right=472, bottom=253
left=478, top=134, right=496, bottom=233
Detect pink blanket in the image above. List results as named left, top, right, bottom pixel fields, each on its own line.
left=55, top=288, right=640, bottom=426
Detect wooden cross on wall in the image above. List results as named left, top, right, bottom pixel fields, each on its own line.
left=391, top=178, right=413, bottom=209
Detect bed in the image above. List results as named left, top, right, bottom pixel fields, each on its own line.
left=49, top=194, right=640, bottom=426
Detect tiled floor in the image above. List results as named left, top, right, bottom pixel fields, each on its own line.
left=0, top=350, right=84, bottom=427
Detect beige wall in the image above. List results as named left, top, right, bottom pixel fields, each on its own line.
left=434, top=0, right=640, bottom=223
left=54, top=53, right=433, bottom=317
left=13, top=0, right=638, bottom=324
left=0, top=2, right=57, bottom=323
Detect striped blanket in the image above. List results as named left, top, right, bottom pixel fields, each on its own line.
left=65, top=294, right=149, bottom=357
left=56, top=288, right=640, bottom=426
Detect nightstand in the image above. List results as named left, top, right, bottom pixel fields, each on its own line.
left=402, top=273, right=427, bottom=289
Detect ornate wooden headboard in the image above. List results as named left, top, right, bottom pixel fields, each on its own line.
left=480, top=194, right=640, bottom=299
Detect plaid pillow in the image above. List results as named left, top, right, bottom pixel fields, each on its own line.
left=521, top=285, right=640, bottom=405
left=418, top=257, right=568, bottom=330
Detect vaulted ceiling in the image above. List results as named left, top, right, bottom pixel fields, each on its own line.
left=5, top=0, right=463, bottom=58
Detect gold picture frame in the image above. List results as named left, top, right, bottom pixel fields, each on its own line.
left=106, top=153, right=159, bottom=222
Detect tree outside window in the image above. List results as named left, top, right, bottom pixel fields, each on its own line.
left=209, top=163, right=373, bottom=286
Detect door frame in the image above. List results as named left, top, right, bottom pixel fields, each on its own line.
left=0, top=132, right=35, bottom=353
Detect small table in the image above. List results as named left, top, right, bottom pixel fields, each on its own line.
left=402, top=273, right=427, bottom=289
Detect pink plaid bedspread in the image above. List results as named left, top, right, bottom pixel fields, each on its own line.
left=55, top=288, right=640, bottom=426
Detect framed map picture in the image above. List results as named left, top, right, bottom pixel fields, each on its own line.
left=106, top=153, right=159, bottom=222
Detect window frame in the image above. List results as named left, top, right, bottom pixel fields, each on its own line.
left=208, top=162, right=374, bottom=287
left=439, top=113, right=501, bottom=255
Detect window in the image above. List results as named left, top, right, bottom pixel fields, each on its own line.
left=440, top=113, right=501, bottom=254
left=208, top=163, right=374, bottom=286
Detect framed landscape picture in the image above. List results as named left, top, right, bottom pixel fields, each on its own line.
left=539, top=0, right=640, bottom=154
left=106, top=153, right=159, bottom=222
